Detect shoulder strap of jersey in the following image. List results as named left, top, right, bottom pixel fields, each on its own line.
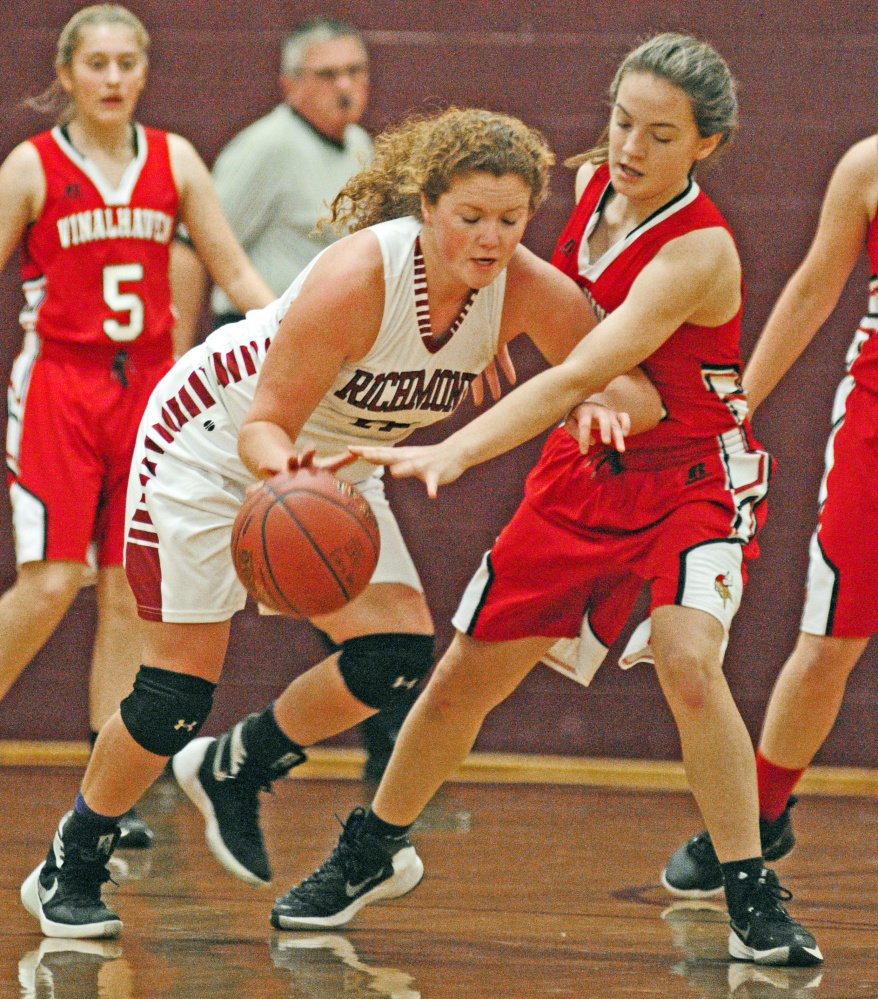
left=550, top=163, right=610, bottom=282
left=138, top=125, right=171, bottom=169
left=27, top=129, right=59, bottom=161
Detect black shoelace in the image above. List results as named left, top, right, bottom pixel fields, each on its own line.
left=746, top=869, right=794, bottom=922
left=294, top=810, right=381, bottom=897
left=230, top=763, right=278, bottom=847
left=58, top=854, right=116, bottom=902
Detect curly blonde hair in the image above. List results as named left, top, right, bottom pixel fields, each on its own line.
left=567, top=33, right=737, bottom=170
left=322, top=107, right=554, bottom=233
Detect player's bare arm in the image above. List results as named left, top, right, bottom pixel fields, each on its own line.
left=167, top=133, right=274, bottom=313
left=487, top=225, right=738, bottom=432
left=238, top=231, right=384, bottom=478
left=0, top=142, right=46, bottom=272
left=744, top=135, right=878, bottom=411
left=502, top=241, right=663, bottom=439
left=566, top=366, right=665, bottom=453
left=352, top=225, right=736, bottom=494
left=499, top=245, right=597, bottom=365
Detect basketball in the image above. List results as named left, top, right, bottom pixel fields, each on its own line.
left=231, top=467, right=381, bottom=617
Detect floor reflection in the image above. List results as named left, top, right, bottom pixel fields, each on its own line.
left=19, top=938, right=132, bottom=999
left=7, top=777, right=874, bottom=999
left=108, top=851, right=153, bottom=884
left=412, top=798, right=473, bottom=834
left=271, top=933, right=421, bottom=999
left=662, top=900, right=824, bottom=998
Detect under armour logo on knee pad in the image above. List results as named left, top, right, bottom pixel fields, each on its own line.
left=174, top=719, right=198, bottom=731
left=392, top=676, right=419, bottom=690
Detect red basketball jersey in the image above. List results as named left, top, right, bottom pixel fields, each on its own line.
left=20, top=124, right=177, bottom=363
left=551, top=163, right=749, bottom=463
left=852, top=209, right=878, bottom=393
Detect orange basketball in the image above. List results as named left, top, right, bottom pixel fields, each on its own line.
left=231, top=467, right=380, bottom=617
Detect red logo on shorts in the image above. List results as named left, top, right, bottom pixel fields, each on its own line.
left=714, top=574, right=732, bottom=605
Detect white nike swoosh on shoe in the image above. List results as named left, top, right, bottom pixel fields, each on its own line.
left=212, top=735, right=232, bottom=781
left=38, top=877, right=59, bottom=906
left=345, top=871, right=385, bottom=897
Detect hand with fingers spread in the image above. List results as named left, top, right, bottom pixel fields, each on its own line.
left=564, top=397, right=632, bottom=455
left=350, top=440, right=466, bottom=498
left=470, top=343, right=517, bottom=407
left=249, top=448, right=357, bottom=495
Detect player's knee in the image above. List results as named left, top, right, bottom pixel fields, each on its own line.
left=97, top=573, right=138, bottom=622
left=337, top=633, right=434, bottom=710
left=654, top=646, right=720, bottom=711
left=120, top=665, right=216, bottom=756
left=790, top=632, right=863, bottom=682
left=17, top=562, right=85, bottom=611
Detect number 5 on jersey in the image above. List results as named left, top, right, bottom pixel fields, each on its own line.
left=103, top=263, right=144, bottom=342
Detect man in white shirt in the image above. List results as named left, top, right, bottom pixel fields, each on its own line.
left=208, top=17, right=373, bottom=325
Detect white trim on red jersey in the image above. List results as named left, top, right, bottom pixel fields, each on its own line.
left=50, top=123, right=149, bottom=206
left=576, top=176, right=701, bottom=282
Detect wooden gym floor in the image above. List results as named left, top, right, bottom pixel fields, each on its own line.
left=2, top=750, right=877, bottom=999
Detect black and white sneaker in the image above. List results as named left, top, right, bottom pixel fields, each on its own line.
left=728, top=868, right=822, bottom=966
left=173, top=720, right=304, bottom=886
left=21, top=811, right=122, bottom=939
left=271, top=807, right=424, bottom=929
left=117, top=809, right=153, bottom=849
left=661, top=797, right=798, bottom=897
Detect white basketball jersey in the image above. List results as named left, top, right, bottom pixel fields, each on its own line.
left=200, top=216, right=507, bottom=481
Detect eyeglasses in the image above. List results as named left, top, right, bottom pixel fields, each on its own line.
left=299, top=62, right=368, bottom=84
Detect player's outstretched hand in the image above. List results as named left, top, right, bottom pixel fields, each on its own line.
left=564, top=401, right=631, bottom=455
left=289, top=448, right=358, bottom=474
left=252, top=448, right=356, bottom=492
left=349, top=441, right=465, bottom=498
left=470, top=343, right=517, bottom=406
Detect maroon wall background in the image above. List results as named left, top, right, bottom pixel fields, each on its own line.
left=0, top=1, right=875, bottom=764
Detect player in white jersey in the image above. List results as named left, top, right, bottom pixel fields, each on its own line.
left=123, top=213, right=510, bottom=626
left=21, top=107, right=662, bottom=939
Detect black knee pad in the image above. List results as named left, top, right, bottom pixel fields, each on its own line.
left=337, top=633, right=434, bottom=710
left=120, top=666, right=216, bottom=756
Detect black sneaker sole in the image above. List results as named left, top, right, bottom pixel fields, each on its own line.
left=173, top=737, right=271, bottom=887
left=20, top=863, right=122, bottom=939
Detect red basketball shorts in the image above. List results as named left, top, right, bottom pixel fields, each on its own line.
left=453, top=425, right=771, bottom=646
left=801, top=376, right=878, bottom=638
left=6, top=333, right=170, bottom=567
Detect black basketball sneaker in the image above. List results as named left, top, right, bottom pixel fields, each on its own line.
left=661, top=797, right=798, bottom=897
left=271, top=807, right=424, bottom=928
left=173, top=717, right=305, bottom=885
left=21, top=810, right=122, bottom=938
